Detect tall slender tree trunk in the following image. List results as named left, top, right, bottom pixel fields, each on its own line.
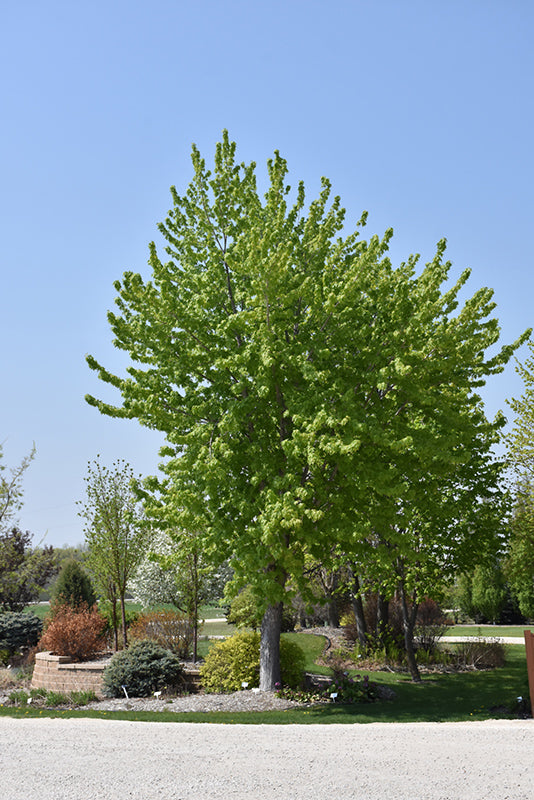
left=111, top=600, right=119, bottom=651
left=120, top=594, right=128, bottom=648
left=376, top=592, right=390, bottom=648
left=399, top=582, right=421, bottom=682
left=259, top=602, right=283, bottom=690
left=349, top=571, right=367, bottom=648
left=191, top=551, right=199, bottom=663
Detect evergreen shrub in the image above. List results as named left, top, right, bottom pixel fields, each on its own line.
left=102, top=639, right=184, bottom=697
left=0, top=612, right=43, bottom=662
left=51, top=560, right=96, bottom=608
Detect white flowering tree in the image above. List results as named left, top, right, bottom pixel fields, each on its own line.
left=129, top=530, right=232, bottom=661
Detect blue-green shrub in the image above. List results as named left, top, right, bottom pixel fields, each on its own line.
left=102, top=639, right=184, bottom=697
left=0, top=612, right=43, bottom=662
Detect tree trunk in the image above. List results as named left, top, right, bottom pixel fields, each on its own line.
left=399, top=583, right=421, bottom=682
left=259, top=602, right=283, bottom=690
left=111, top=600, right=119, bottom=651
left=376, top=592, right=389, bottom=648
left=191, top=551, right=199, bottom=663
left=192, top=616, right=198, bottom=663
left=326, top=596, right=340, bottom=628
left=120, top=594, right=128, bottom=648
left=350, top=572, right=367, bottom=648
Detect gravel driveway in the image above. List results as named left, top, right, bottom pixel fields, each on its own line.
left=0, top=717, right=532, bottom=799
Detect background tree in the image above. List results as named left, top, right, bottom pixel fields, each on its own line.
left=78, top=458, right=147, bottom=649
left=506, top=343, right=534, bottom=619
left=0, top=443, right=35, bottom=534
left=505, top=480, right=534, bottom=619
left=129, top=528, right=219, bottom=661
left=129, top=531, right=183, bottom=608
left=86, top=133, right=528, bottom=688
left=0, top=444, right=56, bottom=611
left=349, top=437, right=511, bottom=679
left=470, top=561, right=508, bottom=624
left=0, top=528, right=56, bottom=612
left=51, top=559, right=96, bottom=608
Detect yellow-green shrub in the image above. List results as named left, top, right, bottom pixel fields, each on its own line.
left=200, top=631, right=305, bottom=693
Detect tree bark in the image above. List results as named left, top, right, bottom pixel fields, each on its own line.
left=350, top=573, right=367, bottom=648
left=120, top=594, right=128, bottom=648
left=326, top=596, right=340, bottom=628
left=399, top=583, right=421, bottom=682
left=259, top=602, right=283, bottom=690
left=111, top=600, right=119, bottom=652
left=376, top=592, right=389, bottom=648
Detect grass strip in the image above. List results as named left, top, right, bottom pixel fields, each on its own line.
left=442, top=625, right=534, bottom=638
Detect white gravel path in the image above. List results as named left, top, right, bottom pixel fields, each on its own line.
left=0, top=717, right=532, bottom=799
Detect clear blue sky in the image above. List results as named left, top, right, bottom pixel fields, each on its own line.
left=1, top=0, right=533, bottom=548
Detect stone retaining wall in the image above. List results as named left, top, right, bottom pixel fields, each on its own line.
left=31, top=652, right=201, bottom=698
left=31, top=652, right=110, bottom=697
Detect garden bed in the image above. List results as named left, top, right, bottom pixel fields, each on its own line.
left=30, top=651, right=202, bottom=698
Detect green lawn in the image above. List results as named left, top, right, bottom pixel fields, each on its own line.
left=25, top=601, right=226, bottom=622
left=443, top=625, right=534, bottom=639
left=200, top=620, right=238, bottom=638
left=1, top=645, right=528, bottom=724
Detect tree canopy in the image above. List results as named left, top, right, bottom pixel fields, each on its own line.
left=0, top=528, right=56, bottom=612
left=86, top=132, right=529, bottom=687
left=0, top=443, right=35, bottom=535
left=0, top=445, right=56, bottom=612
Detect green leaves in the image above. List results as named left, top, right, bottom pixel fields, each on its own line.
left=86, top=133, right=527, bottom=619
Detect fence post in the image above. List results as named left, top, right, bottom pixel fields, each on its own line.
left=524, top=630, right=534, bottom=717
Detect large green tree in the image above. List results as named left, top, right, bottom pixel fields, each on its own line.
left=86, top=133, right=528, bottom=688
left=508, top=341, right=534, bottom=476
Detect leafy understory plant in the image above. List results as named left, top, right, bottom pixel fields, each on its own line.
left=6, top=687, right=97, bottom=707
left=128, top=610, right=194, bottom=660
left=275, top=673, right=379, bottom=704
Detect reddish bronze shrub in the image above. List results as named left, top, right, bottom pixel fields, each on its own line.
left=39, top=603, right=107, bottom=662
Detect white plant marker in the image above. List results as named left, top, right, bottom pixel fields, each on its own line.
left=121, top=685, right=129, bottom=699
